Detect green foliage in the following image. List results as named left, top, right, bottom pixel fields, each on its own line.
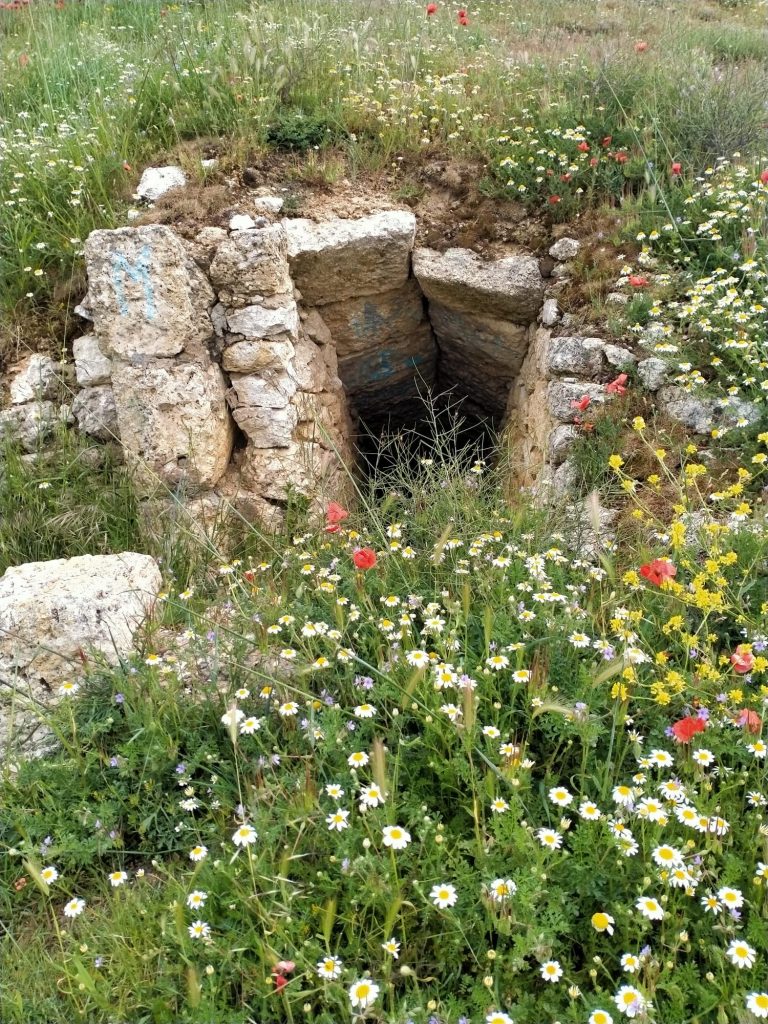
left=266, top=109, right=342, bottom=152
left=0, top=431, right=140, bottom=573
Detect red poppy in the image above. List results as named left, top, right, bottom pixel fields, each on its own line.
left=735, top=708, right=762, bottom=734
left=274, top=961, right=296, bottom=974
left=458, top=14, right=469, bottom=25
left=671, top=715, right=706, bottom=744
left=760, top=169, right=768, bottom=185
left=601, top=136, right=612, bottom=148
left=560, top=172, right=572, bottom=183
left=243, top=569, right=255, bottom=583
left=571, top=395, right=591, bottom=413
left=731, top=645, right=755, bottom=674
left=273, top=975, right=288, bottom=993
left=577, top=141, right=590, bottom=153
left=548, top=195, right=561, bottom=204
left=18, top=52, right=29, bottom=67
left=605, top=373, right=628, bottom=396
left=671, top=161, right=682, bottom=176
left=580, top=421, right=595, bottom=432
left=628, top=275, right=649, bottom=288
left=353, top=547, right=377, bottom=570
left=634, top=40, right=648, bottom=52
left=639, top=558, right=677, bottom=586
left=589, top=157, right=599, bottom=168
left=614, top=151, right=628, bottom=164
left=426, top=2, right=437, bottom=12
left=326, top=501, right=349, bottom=524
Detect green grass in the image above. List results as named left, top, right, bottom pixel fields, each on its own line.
left=2, top=0, right=768, bottom=333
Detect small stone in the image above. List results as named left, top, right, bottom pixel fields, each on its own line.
left=72, top=387, right=118, bottom=441
left=0, top=402, right=67, bottom=452
left=73, top=335, right=111, bottom=387
left=637, top=357, right=669, bottom=391
left=135, top=165, right=187, bottom=202
left=229, top=213, right=257, bottom=232
left=10, top=354, right=64, bottom=404
left=551, top=262, right=573, bottom=281
left=548, top=237, right=580, bottom=261
left=201, top=158, right=218, bottom=169
left=252, top=196, right=284, bottom=214
left=603, top=343, right=637, bottom=368
left=540, top=298, right=560, bottom=326
left=73, top=300, right=94, bottom=321
left=549, top=424, right=580, bottom=465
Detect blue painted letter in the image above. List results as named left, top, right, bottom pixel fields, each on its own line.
left=111, top=245, right=155, bottom=320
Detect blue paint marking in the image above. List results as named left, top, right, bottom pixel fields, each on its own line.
left=111, top=244, right=155, bottom=320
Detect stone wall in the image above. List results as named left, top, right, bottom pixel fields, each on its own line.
left=3, top=204, right=706, bottom=530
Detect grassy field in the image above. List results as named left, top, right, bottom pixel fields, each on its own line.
left=3, top=1, right=768, bottom=1023
left=1, top=0, right=768, bottom=351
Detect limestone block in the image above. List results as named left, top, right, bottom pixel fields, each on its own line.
left=240, top=441, right=341, bottom=502
left=413, top=247, right=544, bottom=323
left=222, top=339, right=295, bottom=374
left=430, top=302, right=529, bottom=414
left=0, top=552, right=161, bottom=756
left=84, top=225, right=215, bottom=359
left=208, top=225, right=291, bottom=306
left=231, top=404, right=298, bottom=448
left=73, top=335, right=112, bottom=387
left=0, top=401, right=68, bottom=452
left=284, top=211, right=416, bottom=305
left=72, top=387, right=118, bottom=441
left=228, top=369, right=298, bottom=410
left=226, top=301, right=299, bottom=341
left=10, top=354, right=66, bottom=404
left=547, top=337, right=605, bottom=377
left=136, top=165, right=187, bottom=202
left=657, top=386, right=761, bottom=434
left=111, top=361, right=233, bottom=495
left=547, top=380, right=612, bottom=423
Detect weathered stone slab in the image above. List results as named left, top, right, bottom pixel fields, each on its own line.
left=227, top=369, right=298, bottom=410
left=225, top=301, right=299, bottom=342
left=546, top=337, right=605, bottom=378
left=84, top=225, right=215, bottom=359
left=285, top=211, right=416, bottom=305
left=430, top=303, right=529, bottom=414
left=320, top=281, right=436, bottom=414
left=413, top=247, right=544, bottom=323
left=111, top=361, right=233, bottom=494
left=547, top=380, right=612, bottom=423
left=222, top=339, right=295, bottom=374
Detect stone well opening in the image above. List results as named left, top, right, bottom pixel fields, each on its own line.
left=75, top=209, right=553, bottom=526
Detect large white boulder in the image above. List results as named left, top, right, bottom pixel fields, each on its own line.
left=0, top=552, right=162, bottom=757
